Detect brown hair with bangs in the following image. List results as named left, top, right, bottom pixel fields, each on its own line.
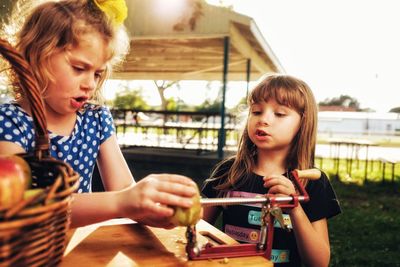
left=2, top=0, right=129, bottom=103
left=207, top=74, right=318, bottom=193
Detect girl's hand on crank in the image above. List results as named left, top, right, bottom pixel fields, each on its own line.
left=263, top=174, right=296, bottom=196
left=263, top=175, right=301, bottom=214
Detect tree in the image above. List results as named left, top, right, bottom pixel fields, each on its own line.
left=112, top=88, right=149, bottom=110
left=319, top=95, right=360, bottom=110
left=389, top=107, right=400, bottom=113
left=153, top=80, right=178, bottom=111
left=165, top=97, right=178, bottom=111
left=195, top=99, right=221, bottom=113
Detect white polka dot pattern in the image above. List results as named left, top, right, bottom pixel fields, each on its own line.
left=0, top=103, right=115, bottom=193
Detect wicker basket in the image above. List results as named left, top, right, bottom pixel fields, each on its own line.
left=0, top=39, right=79, bottom=266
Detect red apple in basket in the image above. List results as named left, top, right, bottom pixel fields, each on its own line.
left=0, top=155, right=31, bottom=209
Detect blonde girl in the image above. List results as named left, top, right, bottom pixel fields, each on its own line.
left=202, top=74, right=341, bottom=266
left=0, top=0, right=197, bottom=228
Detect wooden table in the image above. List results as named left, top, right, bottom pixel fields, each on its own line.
left=61, top=219, right=272, bottom=267
left=328, top=138, right=378, bottom=180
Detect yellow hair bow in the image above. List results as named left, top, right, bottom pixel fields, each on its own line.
left=93, top=0, right=128, bottom=26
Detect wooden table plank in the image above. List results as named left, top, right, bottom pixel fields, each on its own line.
left=61, top=219, right=272, bottom=267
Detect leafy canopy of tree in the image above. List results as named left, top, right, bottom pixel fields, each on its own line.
left=112, top=88, right=150, bottom=110
left=165, top=97, right=179, bottom=111
left=319, top=94, right=360, bottom=110
left=194, top=99, right=221, bottom=113
left=389, top=107, right=400, bottom=113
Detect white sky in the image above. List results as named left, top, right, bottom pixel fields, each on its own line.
left=106, top=0, right=400, bottom=112
left=218, top=0, right=400, bottom=112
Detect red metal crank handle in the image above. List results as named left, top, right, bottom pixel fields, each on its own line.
left=290, top=168, right=321, bottom=202
left=200, top=196, right=307, bottom=207
left=200, top=169, right=321, bottom=207
left=295, top=168, right=321, bottom=180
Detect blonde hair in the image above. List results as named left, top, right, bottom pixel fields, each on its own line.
left=1, top=0, right=130, bottom=103
left=209, top=74, right=318, bottom=191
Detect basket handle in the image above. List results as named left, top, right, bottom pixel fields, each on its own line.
left=0, top=38, right=50, bottom=158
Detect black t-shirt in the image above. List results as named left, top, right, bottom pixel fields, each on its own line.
left=202, top=159, right=341, bottom=266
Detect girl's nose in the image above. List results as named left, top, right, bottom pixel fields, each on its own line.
left=258, top=112, right=271, bottom=126
left=81, top=74, right=96, bottom=91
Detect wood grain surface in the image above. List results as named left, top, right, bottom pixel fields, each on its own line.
left=60, top=219, right=272, bottom=267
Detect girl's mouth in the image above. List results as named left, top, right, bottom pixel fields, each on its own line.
left=71, top=96, right=88, bottom=109
left=75, top=96, right=88, bottom=102
left=256, top=129, right=268, bottom=136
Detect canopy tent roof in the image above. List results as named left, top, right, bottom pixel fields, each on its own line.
left=112, top=0, right=284, bottom=81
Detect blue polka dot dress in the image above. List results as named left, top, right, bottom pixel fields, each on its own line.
left=0, top=103, right=115, bottom=193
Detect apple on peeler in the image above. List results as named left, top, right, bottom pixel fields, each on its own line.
left=0, top=155, right=31, bottom=209
left=169, top=186, right=201, bottom=226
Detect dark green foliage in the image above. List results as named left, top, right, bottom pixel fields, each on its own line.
left=389, top=107, right=400, bottom=113
left=328, top=178, right=400, bottom=267
left=315, top=158, right=400, bottom=267
left=319, top=95, right=361, bottom=110
left=112, top=89, right=149, bottom=110
left=195, top=99, right=221, bottom=113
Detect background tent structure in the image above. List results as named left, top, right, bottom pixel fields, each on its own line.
left=115, top=0, right=284, bottom=81
left=0, top=0, right=284, bottom=158
left=116, top=0, right=285, bottom=158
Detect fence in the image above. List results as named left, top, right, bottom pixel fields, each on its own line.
left=111, top=109, right=241, bottom=153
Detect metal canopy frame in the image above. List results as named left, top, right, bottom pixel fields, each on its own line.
left=114, top=0, right=284, bottom=158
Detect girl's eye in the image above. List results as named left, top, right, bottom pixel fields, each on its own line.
left=251, top=110, right=261, bottom=115
left=94, top=72, right=102, bottom=79
left=275, top=112, right=286, bottom=117
left=73, top=66, right=85, bottom=72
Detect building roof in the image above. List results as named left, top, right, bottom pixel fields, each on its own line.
left=112, top=0, right=284, bottom=81
left=318, top=105, right=358, bottom=112
left=318, top=111, right=400, bottom=120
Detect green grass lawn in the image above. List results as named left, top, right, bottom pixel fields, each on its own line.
left=317, top=135, right=400, bottom=148
left=325, top=169, right=400, bottom=266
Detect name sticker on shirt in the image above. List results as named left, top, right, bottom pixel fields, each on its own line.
left=224, top=224, right=260, bottom=243
left=271, top=249, right=290, bottom=263
left=224, top=225, right=290, bottom=263
left=248, top=210, right=293, bottom=229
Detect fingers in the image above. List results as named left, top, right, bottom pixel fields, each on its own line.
left=263, top=175, right=296, bottom=195
left=129, top=193, right=175, bottom=217
left=267, top=185, right=292, bottom=195
left=145, top=174, right=198, bottom=197
left=153, top=191, right=193, bottom=208
left=150, top=202, right=175, bottom=216
left=140, top=174, right=198, bottom=208
left=136, top=173, right=198, bottom=209
left=120, top=173, right=200, bottom=228
left=151, top=173, right=197, bottom=186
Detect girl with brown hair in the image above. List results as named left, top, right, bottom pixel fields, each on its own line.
left=202, top=74, right=341, bottom=266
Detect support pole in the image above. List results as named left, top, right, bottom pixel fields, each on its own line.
left=218, top=37, right=230, bottom=159
left=246, top=59, right=251, bottom=98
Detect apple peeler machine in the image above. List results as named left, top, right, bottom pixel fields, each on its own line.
left=185, top=168, right=321, bottom=260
